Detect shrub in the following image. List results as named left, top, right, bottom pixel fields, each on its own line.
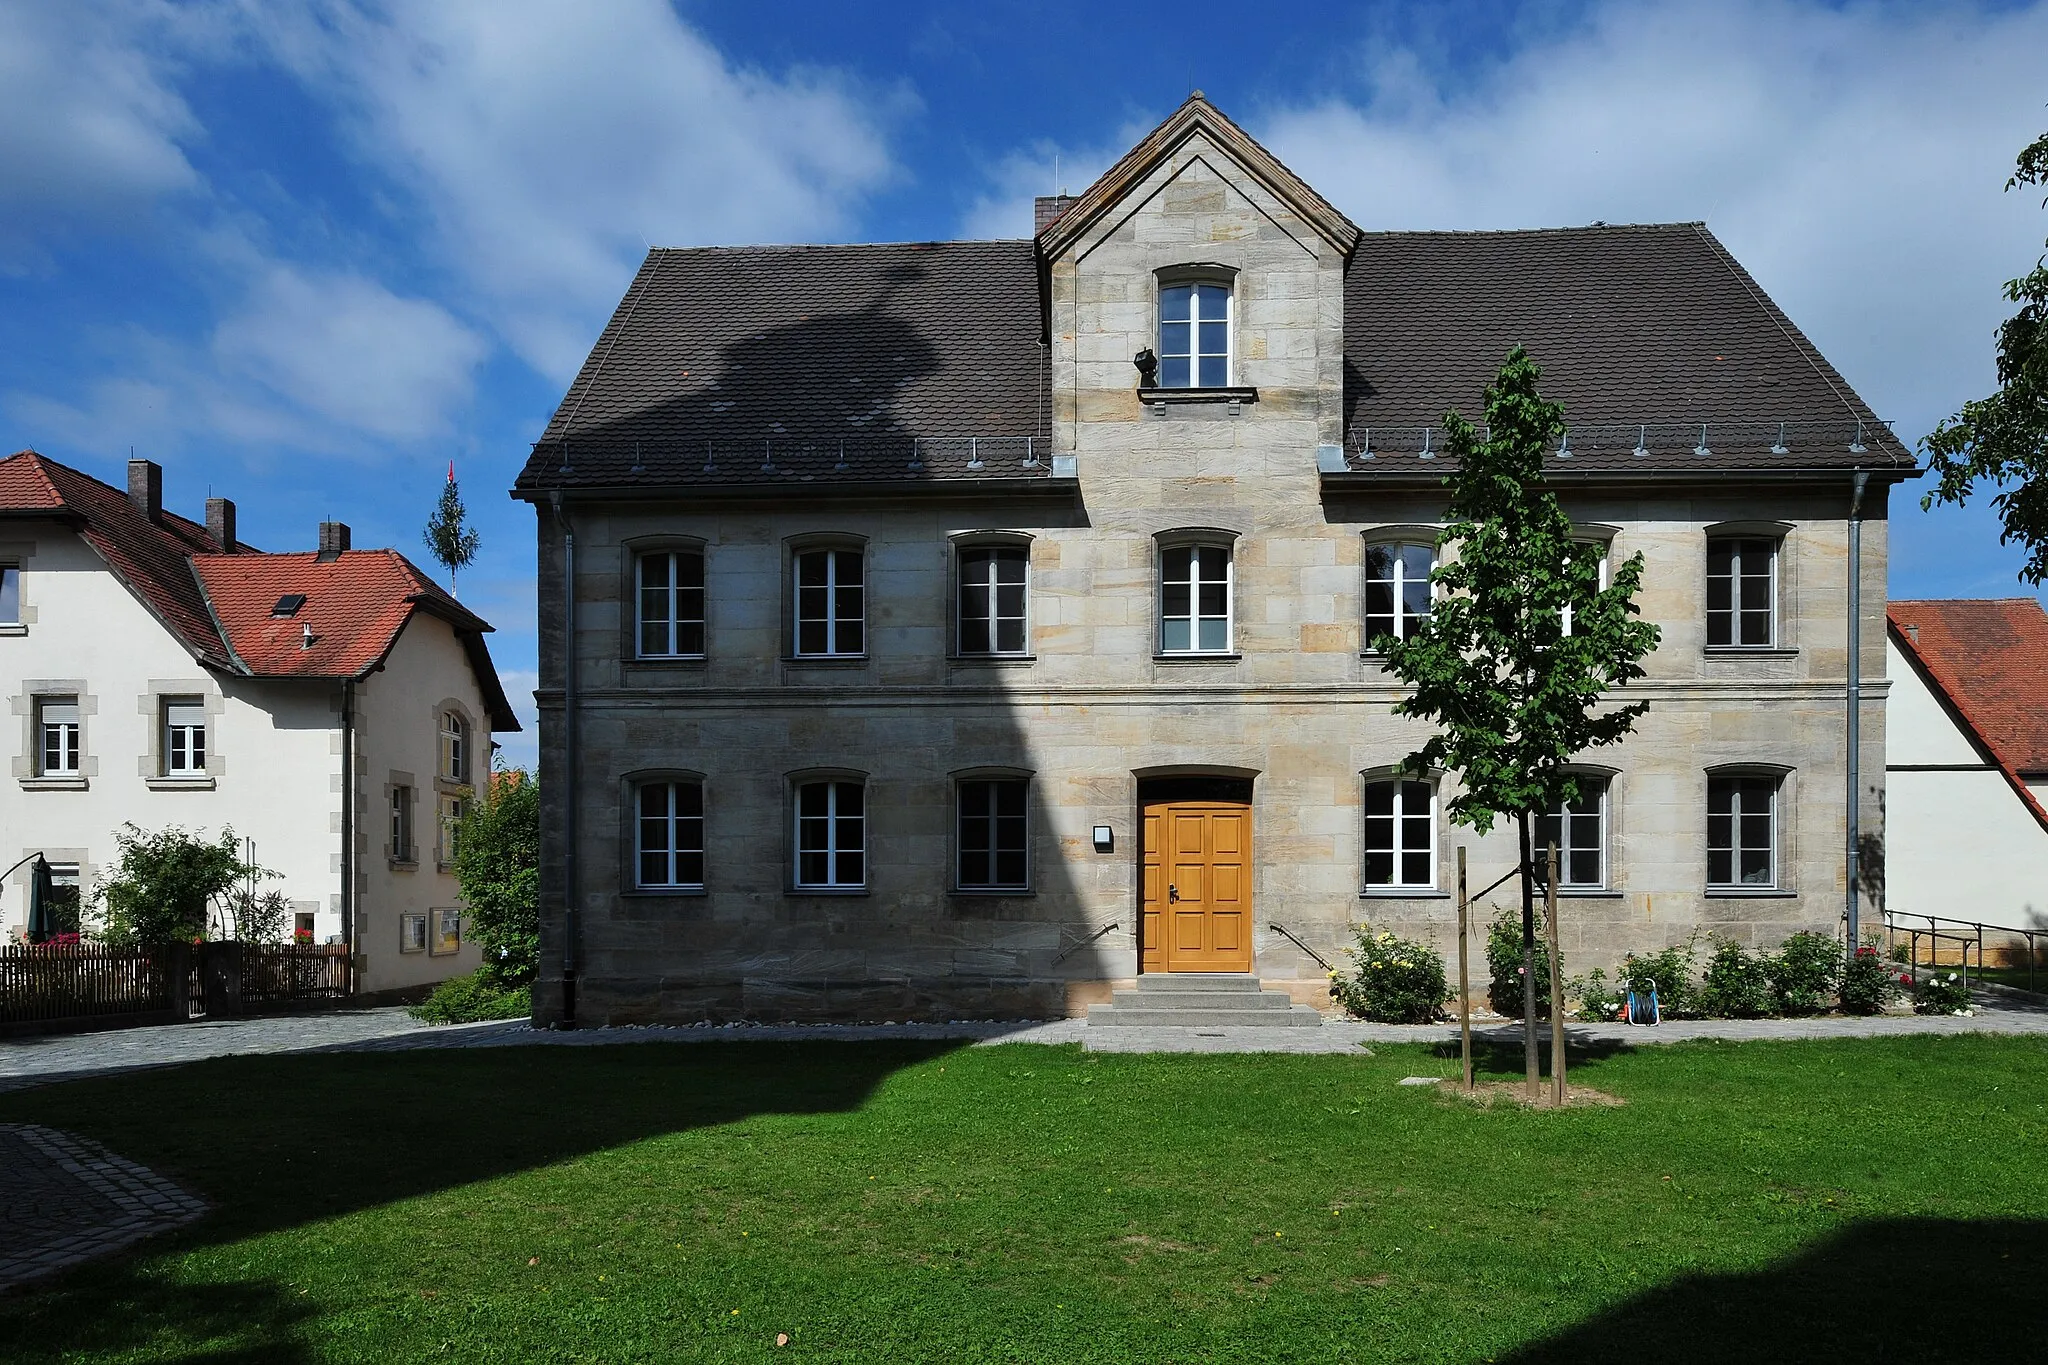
left=410, top=971, right=531, bottom=1024
left=1568, top=966, right=1625, bottom=1023
left=452, top=768, right=540, bottom=991
left=1840, top=945, right=1903, bottom=1015
left=1484, top=906, right=1552, bottom=1018
left=1333, top=926, right=1450, bottom=1024
left=1698, top=938, right=1775, bottom=1018
left=92, top=825, right=269, bottom=947
left=1618, top=936, right=1699, bottom=1018
left=1769, top=931, right=1843, bottom=1016
left=1912, top=970, right=1974, bottom=1016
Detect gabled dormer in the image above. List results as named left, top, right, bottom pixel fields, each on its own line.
left=1037, top=94, right=1359, bottom=454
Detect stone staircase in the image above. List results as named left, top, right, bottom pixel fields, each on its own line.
left=1085, top=974, right=1325, bottom=1028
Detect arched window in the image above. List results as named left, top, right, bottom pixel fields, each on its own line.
left=1158, top=279, right=1231, bottom=388
left=1364, top=540, right=1434, bottom=647
left=957, top=543, right=1028, bottom=656
left=636, top=548, right=706, bottom=658
left=793, top=776, right=866, bottom=889
left=1157, top=532, right=1237, bottom=655
left=439, top=710, right=470, bottom=784
left=636, top=779, right=705, bottom=890
left=1363, top=775, right=1436, bottom=890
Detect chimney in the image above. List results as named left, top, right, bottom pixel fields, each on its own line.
left=1034, top=194, right=1079, bottom=234
left=205, top=497, right=236, bottom=551
left=316, top=521, right=351, bottom=563
left=127, top=459, right=162, bottom=522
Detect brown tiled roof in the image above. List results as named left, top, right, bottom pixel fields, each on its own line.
left=1889, top=599, right=2048, bottom=829
left=1337, top=223, right=1911, bottom=473
left=516, top=241, right=1053, bottom=491
left=0, top=451, right=516, bottom=729
left=0, top=449, right=239, bottom=666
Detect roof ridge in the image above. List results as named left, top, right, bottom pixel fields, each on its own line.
left=1353, top=221, right=1705, bottom=239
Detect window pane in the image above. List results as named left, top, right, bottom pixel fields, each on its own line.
left=1161, top=285, right=1191, bottom=321
left=797, top=552, right=827, bottom=587
left=1399, top=545, right=1434, bottom=580
left=1197, top=355, right=1226, bottom=387
left=1160, top=320, right=1191, bottom=357
left=1159, top=354, right=1190, bottom=388
left=1198, top=320, right=1227, bottom=356
left=1197, top=618, right=1228, bottom=651
left=1401, top=851, right=1430, bottom=885
left=1365, top=849, right=1394, bottom=884
left=836, top=782, right=863, bottom=819
left=674, top=850, right=704, bottom=886
left=640, top=850, right=668, bottom=886
left=995, top=848, right=1027, bottom=886
left=641, top=553, right=670, bottom=591
left=0, top=566, right=16, bottom=622
left=676, top=553, right=703, bottom=588
left=836, top=849, right=864, bottom=885
left=1364, top=782, right=1395, bottom=819
left=1162, top=618, right=1191, bottom=652
left=799, top=784, right=828, bottom=818
left=994, top=551, right=1025, bottom=585
left=1401, top=576, right=1430, bottom=626
left=1197, top=577, right=1227, bottom=617
left=799, top=849, right=828, bottom=885
left=797, top=616, right=827, bottom=655
left=1365, top=544, right=1393, bottom=579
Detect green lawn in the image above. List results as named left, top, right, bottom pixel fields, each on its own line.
left=1, top=1035, right=2042, bottom=1363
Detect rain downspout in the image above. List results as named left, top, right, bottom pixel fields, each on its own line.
left=1845, top=469, right=1869, bottom=953
left=341, top=677, right=356, bottom=978
left=550, top=490, right=579, bottom=1026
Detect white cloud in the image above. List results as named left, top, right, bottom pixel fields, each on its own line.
left=0, top=1, right=204, bottom=265
left=1250, top=0, right=2048, bottom=439
left=959, top=128, right=1150, bottom=241
left=255, top=0, right=903, bottom=380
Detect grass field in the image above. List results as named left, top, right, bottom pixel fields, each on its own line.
left=0, top=1034, right=2042, bottom=1363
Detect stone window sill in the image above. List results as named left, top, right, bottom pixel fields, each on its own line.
left=951, top=887, right=1035, bottom=898
left=786, top=887, right=870, bottom=897
left=0, top=623, right=25, bottom=637
left=389, top=857, right=418, bottom=872
left=1154, top=652, right=1241, bottom=665
left=625, top=656, right=707, bottom=671
left=949, top=654, right=1036, bottom=667
left=1704, top=887, right=1799, bottom=898
left=1556, top=888, right=1625, bottom=899
left=20, top=776, right=87, bottom=791
left=146, top=776, right=215, bottom=791
left=1360, top=888, right=1451, bottom=900
left=784, top=655, right=868, bottom=669
left=1138, top=386, right=1259, bottom=405
left=1703, top=647, right=1799, bottom=658
left=622, top=887, right=708, bottom=898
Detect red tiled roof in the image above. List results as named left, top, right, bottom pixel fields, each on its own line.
left=1889, top=598, right=2048, bottom=828
left=0, top=450, right=516, bottom=729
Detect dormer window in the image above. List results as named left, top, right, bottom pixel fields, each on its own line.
left=1159, top=280, right=1231, bottom=388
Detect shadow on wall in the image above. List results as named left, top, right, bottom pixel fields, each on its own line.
left=0, top=1040, right=964, bottom=1361
left=1501, top=1216, right=2047, bottom=1364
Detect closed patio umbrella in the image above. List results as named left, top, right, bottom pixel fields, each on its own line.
left=25, top=855, right=53, bottom=943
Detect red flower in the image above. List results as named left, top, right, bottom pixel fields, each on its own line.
left=1899, top=973, right=1913, bottom=985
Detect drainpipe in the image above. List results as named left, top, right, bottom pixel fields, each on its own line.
left=1845, top=470, right=1869, bottom=956
left=341, top=677, right=356, bottom=983
left=550, top=491, right=579, bottom=1026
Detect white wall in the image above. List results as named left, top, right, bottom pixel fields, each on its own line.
left=1885, top=636, right=2048, bottom=929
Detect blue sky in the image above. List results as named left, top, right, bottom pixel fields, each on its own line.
left=3, top=0, right=2046, bottom=769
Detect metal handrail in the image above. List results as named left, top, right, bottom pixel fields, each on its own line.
left=1051, top=921, right=1119, bottom=965
left=1884, top=910, right=2044, bottom=996
left=1267, top=923, right=1333, bottom=972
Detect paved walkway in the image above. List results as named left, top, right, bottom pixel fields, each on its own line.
left=0, top=1123, right=206, bottom=1292
left=3, top=997, right=2044, bottom=1095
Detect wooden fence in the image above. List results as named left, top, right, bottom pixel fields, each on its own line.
left=233, top=943, right=352, bottom=1006
left=0, top=942, right=176, bottom=1025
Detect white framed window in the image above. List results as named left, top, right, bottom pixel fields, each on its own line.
left=1706, top=537, right=1777, bottom=647
left=163, top=698, right=206, bottom=776
left=1363, top=777, right=1436, bottom=890
left=1160, top=544, right=1232, bottom=653
left=957, top=546, right=1028, bottom=656
left=957, top=777, right=1029, bottom=891
left=0, top=565, right=18, bottom=622
left=1560, top=542, right=1613, bottom=637
left=637, top=549, right=706, bottom=658
left=440, top=711, right=471, bottom=784
left=1365, top=542, right=1434, bottom=646
left=795, top=548, right=865, bottom=657
left=38, top=698, right=79, bottom=775
left=1536, top=778, right=1609, bottom=889
left=637, top=780, right=705, bottom=890
left=1158, top=281, right=1231, bottom=388
left=1707, top=773, right=1780, bottom=889
left=795, top=779, right=865, bottom=889
left=438, top=793, right=466, bottom=866
left=399, top=911, right=427, bottom=953
left=391, top=785, right=415, bottom=862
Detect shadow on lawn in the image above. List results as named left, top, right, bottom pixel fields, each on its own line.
left=1430, top=1034, right=1635, bottom=1076
left=1503, top=1216, right=2047, bottom=1364
left=0, top=1040, right=962, bottom=1362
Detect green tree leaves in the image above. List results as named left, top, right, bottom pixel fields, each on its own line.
left=1923, top=129, right=2048, bottom=580
left=423, top=472, right=481, bottom=594
left=451, top=768, right=539, bottom=989
left=92, top=824, right=268, bottom=948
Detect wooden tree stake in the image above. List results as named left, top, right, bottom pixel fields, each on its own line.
left=1545, top=840, right=1566, bottom=1107
left=1457, top=846, right=1472, bottom=1091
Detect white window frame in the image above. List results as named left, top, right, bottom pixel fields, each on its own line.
left=38, top=698, right=80, bottom=776
left=1362, top=776, right=1437, bottom=891
left=636, top=548, right=707, bottom=659
left=440, top=711, right=470, bottom=785
left=1157, top=278, right=1233, bottom=389
left=1560, top=541, right=1613, bottom=638
left=793, top=547, right=865, bottom=658
left=437, top=792, right=466, bottom=868
left=793, top=778, right=866, bottom=890
left=390, top=785, right=415, bottom=862
left=1706, top=536, right=1778, bottom=648
left=162, top=698, right=207, bottom=777
left=1707, top=772, right=1781, bottom=890
left=0, top=564, right=18, bottom=623
left=1364, top=540, right=1436, bottom=647
left=1537, top=777, right=1610, bottom=890
left=956, top=776, right=1030, bottom=892
left=956, top=544, right=1029, bottom=657
left=636, top=780, right=706, bottom=890
left=1159, top=542, right=1234, bottom=655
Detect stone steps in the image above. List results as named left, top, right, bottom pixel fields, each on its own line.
left=1086, top=973, right=1325, bottom=1028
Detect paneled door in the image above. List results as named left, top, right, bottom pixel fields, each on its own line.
left=1140, top=799, right=1253, bottom=972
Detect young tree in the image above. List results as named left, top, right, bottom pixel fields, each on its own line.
left=423, top=461, right=482, bottom=598
left=451, top=767, right=539, bottom=990
left=1378, top=348, right=1661, bottom=1087
left=1923, top=129, right=2048, bottom=577
left=92, top=825, right=269, bottom=948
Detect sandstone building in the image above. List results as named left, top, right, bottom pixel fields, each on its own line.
left=514, top=96, right=1913, bottom=1025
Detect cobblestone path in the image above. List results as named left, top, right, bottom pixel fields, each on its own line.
left=0, top=1124, right=206, bottom=1292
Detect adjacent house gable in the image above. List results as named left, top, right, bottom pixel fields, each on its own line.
left=1889, top=598, right=2048, bottom=830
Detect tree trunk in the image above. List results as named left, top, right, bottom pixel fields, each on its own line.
left=1519, top=809, right=1538, bottom=1099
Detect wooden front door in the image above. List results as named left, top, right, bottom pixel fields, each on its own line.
left=1141, top=799, right=1253, bottom=973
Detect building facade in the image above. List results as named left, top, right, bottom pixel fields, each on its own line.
left=516, top=96, right=1912, bottom=1025
left=1, top=452, right=518, bottom=994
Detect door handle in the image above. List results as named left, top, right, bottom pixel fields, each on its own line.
left=1168, top=884, right=1180, bottom=903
